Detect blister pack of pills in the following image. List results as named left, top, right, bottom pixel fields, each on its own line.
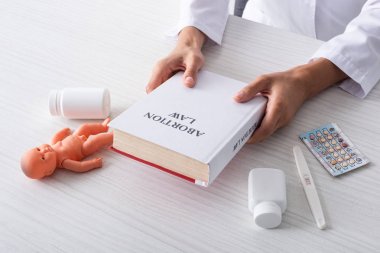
left=299, top=123, right=370, bottom=176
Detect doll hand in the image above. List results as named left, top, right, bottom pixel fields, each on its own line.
left=51, top=128, right=72, bottom=144
left=92, top=158, right=103, bottom=168
left=102, top=118, right=111, bottom=127
left=62, top=128, right=71, bottom=135
left=62, top=158, right=103, bottom=172
left=146, top=27, right=206, bottom=93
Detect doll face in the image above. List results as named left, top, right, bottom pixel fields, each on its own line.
left=20, top=144, right=57, bottom=179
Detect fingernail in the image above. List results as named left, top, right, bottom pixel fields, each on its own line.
left=184, top=76, right=194, bottom=86
left=234, top=90, right=245, bottom=100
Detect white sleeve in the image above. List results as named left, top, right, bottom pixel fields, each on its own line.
left=172, top=0, right=229, bottom=45
left=311, top=0, right=380, bottom=98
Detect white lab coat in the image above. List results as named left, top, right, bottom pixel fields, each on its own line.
left=176, top=0, right=380, bottom=98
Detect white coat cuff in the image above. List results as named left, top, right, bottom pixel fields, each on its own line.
left=311, top=46, right=379, bottom=99
left=166, top=22, right=223, bottom=47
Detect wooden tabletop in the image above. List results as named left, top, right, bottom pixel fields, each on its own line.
left=1, top=0, right=379, bottom=252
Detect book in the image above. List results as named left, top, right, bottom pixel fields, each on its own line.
left=109, top=70, right=267, bottom=186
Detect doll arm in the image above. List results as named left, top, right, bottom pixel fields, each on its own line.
left=61, top=158, right=103, bottom=173
left=51, top=128, right=72, bottom=144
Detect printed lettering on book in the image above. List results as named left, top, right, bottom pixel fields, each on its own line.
left=233, top=122, right=258, bottom=151
left=144, top=112, right=205, bottom=137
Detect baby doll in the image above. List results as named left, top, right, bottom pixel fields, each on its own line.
left=21, top=118, right=113, bottom=179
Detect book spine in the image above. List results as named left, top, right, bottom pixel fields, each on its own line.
left=207, top=100, right=267, bottom=184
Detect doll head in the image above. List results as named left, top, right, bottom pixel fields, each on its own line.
left=21, top=144, right=58, bottom=179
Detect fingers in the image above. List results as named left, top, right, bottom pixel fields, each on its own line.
left=183, top=54, right=204, bottom=88
left=247, top=99, right=282, bottom=144
left=234, top=75, right=271, bottom=103
left=241, top=70, right=307, bottom=144
left=234, top=75, right=276, bottom=143
left=146, top=59, right=177, bottom=94
left=183, top=65, right=197, bottom=88
left=146, top=49, right=204, bottom=93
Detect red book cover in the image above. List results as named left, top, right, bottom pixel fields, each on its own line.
left=110, top=146, right=196, bottom=184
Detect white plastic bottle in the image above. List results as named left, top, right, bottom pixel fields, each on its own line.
left=49, top=87, right=110, bottom=119
left=248, top=168, right=287, bottom=229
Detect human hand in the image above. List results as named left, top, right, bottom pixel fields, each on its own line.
left=146, top=27, right=206, bottom=93
left=234, top=70, right=309, bottom=144
left=234, top=58, right=348, bottom=144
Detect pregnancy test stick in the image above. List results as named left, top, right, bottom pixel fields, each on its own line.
left=293, top=145, right=327, bottom=230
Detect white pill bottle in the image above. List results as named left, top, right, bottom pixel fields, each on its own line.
left=49, top=87, right=110, bottom=119
left=248, top=168, right=287, bottom=229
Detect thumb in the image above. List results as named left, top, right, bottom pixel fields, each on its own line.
left=183, top=56, right=204, bottom=88
left=234, top=75, right=271, bottom=103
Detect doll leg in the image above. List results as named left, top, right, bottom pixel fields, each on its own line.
left=82, top=132, right=113, bottom=156
left=74, top=118, right=110, bottom=137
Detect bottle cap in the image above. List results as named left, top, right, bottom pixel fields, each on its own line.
left=102, top=89, right=111, bottom=118
left=253, top=201, right=282, bottom=228
left=49, top=89, right=60, bottom=116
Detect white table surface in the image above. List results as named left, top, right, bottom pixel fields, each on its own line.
left=1, top=1, right=379, bottom=252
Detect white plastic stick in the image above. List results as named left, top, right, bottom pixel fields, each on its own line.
left=293, top=145, right=327, bottom=230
